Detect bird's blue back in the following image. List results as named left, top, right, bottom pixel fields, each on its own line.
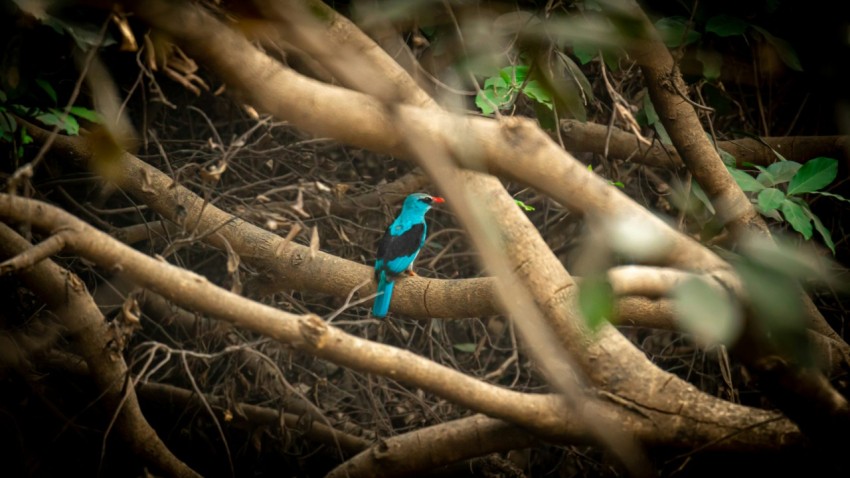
left=372, top=193, right=441, bottom=317
left=374, top=194, right=434, bottom=277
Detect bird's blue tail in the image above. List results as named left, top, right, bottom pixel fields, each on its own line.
left=372, top=271, right=395, bottom=318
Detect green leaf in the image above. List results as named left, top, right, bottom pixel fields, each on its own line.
left=554, top=51, right=594, bottom=104
left=655, top=16, right=701, bottom=48
left=522, top=80, right=553, bottom=108
left=36, top=79, right=57, bottom=103
left=672, top=277, right=741, bottom=346
left=35, top=111, right=62, bottom=128
left=63, top=115, right=79, bottom=135
left=751, top=25, right=803, bottom=72
left=601, top=48, right=622, bottom=72
left=69, top=106, right=101, bottom=123
left=752, top=165, right=775, bottom=186
left=812, top=190, right=850, bottom=205
left=452, top=343, right=478, bottom=353
left=800, top=206, right=835, bottom=255
left=578, top=276, right=614, bottom=331
left=500, top=65, right=529, bottom=86
left=787, top=157, right=837, bottom=195
left=20, top=126, right=32, bottom=145
left=546, top=52, right=592, bottom=121
left=757, top=188, right=785, bottom=212
left=779, top=199, right=812, bottom=239
left=36, top=110, right=80, bottom=135
left=484, top=76, right=508, bottom=90
left=653, top=121, right=672, bottom=145
left=717, top=147, right=737, bottom=167
left=475, top=87, right=513, bottom=115
left=572, top=42, right=598, bottom=65
left=641, top=94, right=672, bottom=144
left=727, top=166, right=765, bottom=192
left=705, top=15, right=749, bottom=37
left=515, top=199, right=535, bottom=211
left=764, top=160, right=801, bottom=185
left=642, top=92, right=660, bottom=125
left=0, top=89, right=7, bottom=102
left=696, top=48, right=722, bottom=81
left=691, top=180, right=715, bottom=214
left=533, top=100, right=557, bottom=131
left=734, top=257, right=810, bottom=366
left=0, top=110, right=17, bottom=135
left=44, top=16, right=118, bottom=50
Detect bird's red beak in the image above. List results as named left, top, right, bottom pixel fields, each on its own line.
left=432, top=196, right=445, bottom=204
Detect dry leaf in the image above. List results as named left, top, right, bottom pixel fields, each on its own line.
left=275, top=224, right=302, bottom=257
left=291, top=188, right=310, bottom=218
left=310, top=226, right=319, bottom=259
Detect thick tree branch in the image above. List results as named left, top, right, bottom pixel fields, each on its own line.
left=126, top=0, right=849, bottom=450
left=0, top=223, right=201, bottom=478
left=610, top=1, right=769, bottom=237
left=0, top=195, right=804, bottom=455
left=25, top=122, right=497, bottom=319
left=27, top=122, right=733, bottom=333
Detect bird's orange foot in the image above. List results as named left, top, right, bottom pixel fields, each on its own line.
left=405, top=270, right=418, bottom=277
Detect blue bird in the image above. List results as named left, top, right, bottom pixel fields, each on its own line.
left=372, top=193, right=445, bottom=318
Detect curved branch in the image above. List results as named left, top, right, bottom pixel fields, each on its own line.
left=0, top=223, right=201, bottom=478
left=0, top=230, right=71, bottom=274
left=0, top=195, right=803, bottom=454
left=611, top=0, right=768, bottom=237
left=25, top=122, right=498, bottom=319
left=126, top=0, right=848, bottom=451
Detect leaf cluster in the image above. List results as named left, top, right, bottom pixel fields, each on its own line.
left=725, top=156, right=844, bottom=254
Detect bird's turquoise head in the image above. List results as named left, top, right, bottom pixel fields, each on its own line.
left=401, top=193, right=445, bottom=217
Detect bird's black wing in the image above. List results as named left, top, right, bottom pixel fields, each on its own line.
left=375, top=223, right=425, bottom=276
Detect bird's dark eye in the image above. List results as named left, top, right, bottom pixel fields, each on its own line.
left=421, top=197, right=432, bottom=203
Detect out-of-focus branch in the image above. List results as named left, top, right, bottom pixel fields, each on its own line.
left=253, top=0, right=436, bottom=109
left=126, top=0, right=849, bottom=450
left=603, top=0, right=850, bottom=448
left=129, top=1, right=722, bottom=274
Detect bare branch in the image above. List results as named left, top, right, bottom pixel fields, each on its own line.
left=0, top=196, right=803, bottom=454
left=0, top=230, right=72, bottom=274
left=327, top=414, right=538, bottom=478
left=0, top=223, right=201, bottom=478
